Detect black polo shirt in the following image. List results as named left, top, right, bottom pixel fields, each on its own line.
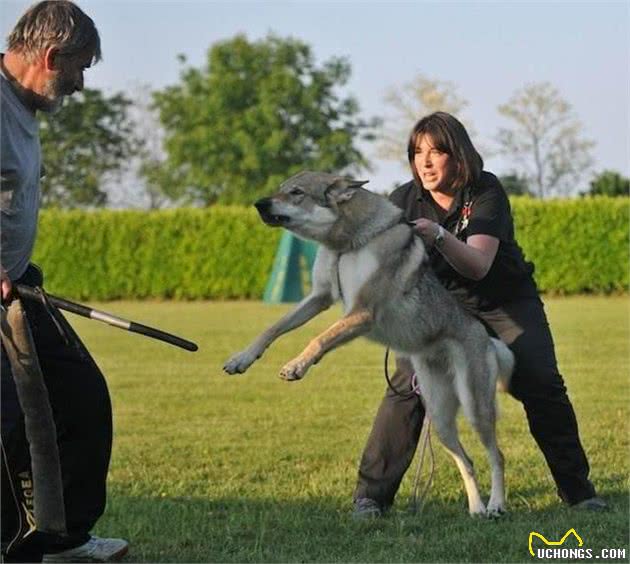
left=390, top=171, right=537, bottom=311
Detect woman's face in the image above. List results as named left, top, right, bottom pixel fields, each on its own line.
left=413, top=134, right=457, bottom=194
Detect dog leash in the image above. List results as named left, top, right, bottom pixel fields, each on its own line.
left=383, top=347, right=435, bottom=514
left=409, top=391, right=434, bottom=515
left=383, top=347, right=418, bottom=399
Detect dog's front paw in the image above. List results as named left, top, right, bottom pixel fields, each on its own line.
left=223, top=349, right=260, bottom=375
left=279, top=357, right=311, bottom=381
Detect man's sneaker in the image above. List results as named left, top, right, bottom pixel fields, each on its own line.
left=572, top=496, right=608, bottom=512
left=43, top=536, right=129, bottom=563
left=352, top=497, right=383, bottom=519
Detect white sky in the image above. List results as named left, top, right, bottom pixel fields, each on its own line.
left=2, top=0, right=629, bottom=197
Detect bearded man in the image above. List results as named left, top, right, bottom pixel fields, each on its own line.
left=1, top=2, right=128, bottom=562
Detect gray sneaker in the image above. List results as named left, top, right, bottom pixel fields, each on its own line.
left=572, top=496, right=608, bottom=511
left=43, top=536, right=129, bottom=562
left=352, top=497, right=383, bottom=519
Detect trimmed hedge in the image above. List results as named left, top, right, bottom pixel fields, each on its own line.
left=512, top=197, right=628, bottom=294
left=32, top=207, right=281, bottom=300
left=32, top=197, right=628, bottom=300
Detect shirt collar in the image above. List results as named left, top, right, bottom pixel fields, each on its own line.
left=414, top=181, right=468, bottom=220
left=0, top=53, right=37, bottom=115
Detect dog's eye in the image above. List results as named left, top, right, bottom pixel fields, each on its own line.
left=290, top=188, right=304, bottom=196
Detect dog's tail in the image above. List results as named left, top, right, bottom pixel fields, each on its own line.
left=491, top=338, right=514, bottom=393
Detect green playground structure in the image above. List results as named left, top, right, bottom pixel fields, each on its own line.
left=263, top=231, right=318, bottom=303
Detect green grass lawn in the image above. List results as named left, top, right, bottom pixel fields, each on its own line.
left=69, top=296, right=628, bottom=563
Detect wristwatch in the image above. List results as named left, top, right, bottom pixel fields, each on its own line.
left=434, top=225, right=446, bottom=248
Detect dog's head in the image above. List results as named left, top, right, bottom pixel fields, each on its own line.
left=254, top=171, right=368, bottom=242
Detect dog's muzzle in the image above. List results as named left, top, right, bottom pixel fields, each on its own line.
left=254, top=198, right=290, bottom=226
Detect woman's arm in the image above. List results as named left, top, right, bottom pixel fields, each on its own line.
left=413, top=218, right=499, bottom=281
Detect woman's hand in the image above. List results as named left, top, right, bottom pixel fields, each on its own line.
left=412, top=218, right=441, bottom=247
left=411, top=219, right=499, bottom=281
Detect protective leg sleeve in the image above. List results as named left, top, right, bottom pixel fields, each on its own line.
left=0, top=299, right=66, bottom=558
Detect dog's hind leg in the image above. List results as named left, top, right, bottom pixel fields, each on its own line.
left=474, top=416, right=505, bottom=517
left=457, top=354, right=506, bottom=518
left=433, top=418, right=486, bottom=516
left=411, top=356, right=486, bottom=516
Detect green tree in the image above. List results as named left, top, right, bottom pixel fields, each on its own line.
left=128, top=84, right=176, bottom=209
left=151, top=34, right=378, bottom=205
left=499, top=173, right=532, bottom=196
left=497, top=82, right=594, bottom=198
left=377, top=74, right=473, bottom=166
left=584, top=170, right=629, bottom=197
left=40, top=88, right=138, bottom=207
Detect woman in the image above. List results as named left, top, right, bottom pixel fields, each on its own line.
left=352, top=112, right=604, bottom=517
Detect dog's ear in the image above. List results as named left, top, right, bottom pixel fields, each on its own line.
left=325, top=177, right=369, bottom=205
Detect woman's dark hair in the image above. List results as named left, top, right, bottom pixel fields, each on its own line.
left=407, top=111, right=483, bottom=190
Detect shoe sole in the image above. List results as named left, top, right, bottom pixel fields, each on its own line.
left=43, top=544, right=128, bottom=563
left=352, top=510, right=383, bottom=520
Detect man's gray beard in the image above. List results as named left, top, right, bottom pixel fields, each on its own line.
left=37, top=95, right=64, bottom=114
left=37, top=76, right=65, bottom=113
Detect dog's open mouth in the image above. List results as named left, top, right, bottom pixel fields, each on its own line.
left=254, top=199, right=291, bottom=226
left=260, top=213, right=291, bottom=226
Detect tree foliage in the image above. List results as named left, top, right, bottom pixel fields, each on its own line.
left=151, top=34, right=378, bottom=206
left=499, top=173, right=532, bottom=196
left=39, top=88, right=138, bottom=207
left=127, top=84, right=175, bottom=209
left=584, top=170, right=629, bottom=197
left=496, top=82, right=594, bottom=198
left=377, top=74, right=473, bottom=166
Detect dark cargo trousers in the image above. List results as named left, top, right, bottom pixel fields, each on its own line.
left=354, top=295, right=596, bottom=508
left=1, top=265, right=112, bottom=559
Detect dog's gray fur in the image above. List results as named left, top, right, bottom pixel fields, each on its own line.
left=224, top=170, right=514, bottom=516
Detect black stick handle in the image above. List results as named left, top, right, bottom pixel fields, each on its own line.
left=15, top=284, right=198, bottom=352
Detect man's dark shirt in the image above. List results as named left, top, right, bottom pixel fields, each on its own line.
left=390, top=171, right=537, bottom=311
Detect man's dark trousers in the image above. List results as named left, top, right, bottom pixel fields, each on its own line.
left=1, top=265, right=113, bottom=555
left=354, top=295, right=596, bottom=508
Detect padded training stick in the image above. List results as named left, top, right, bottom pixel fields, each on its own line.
left=16, top=284, right=198, bottom=352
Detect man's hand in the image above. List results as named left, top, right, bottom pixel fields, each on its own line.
left=1, top=266, right=13, bottom=304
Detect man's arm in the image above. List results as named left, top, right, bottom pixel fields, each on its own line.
left=1, top=265, right=13, bottom=302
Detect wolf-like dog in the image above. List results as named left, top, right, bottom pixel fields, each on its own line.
left=224, top=171, right=514, bottom=517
